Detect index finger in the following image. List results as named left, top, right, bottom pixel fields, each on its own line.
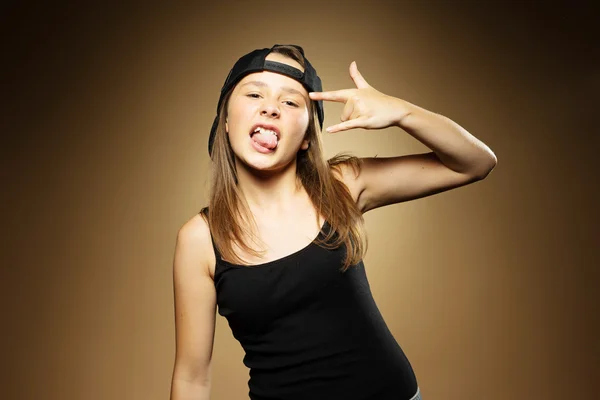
left=309, top=89, right=354, bottom=103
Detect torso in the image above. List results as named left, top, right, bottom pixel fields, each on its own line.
left=205, top=189, right=326, bottom=279
left=201, top=163, right=362, bottom=280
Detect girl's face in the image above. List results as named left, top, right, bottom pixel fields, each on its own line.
left=225, top=53, right=310, bottom=173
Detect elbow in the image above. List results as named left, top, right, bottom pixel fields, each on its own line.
left=172, top=360, right=212, bottom=388
left=473, top=152, right=498, bottom=180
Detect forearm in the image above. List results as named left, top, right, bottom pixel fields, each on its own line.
left=397, top=102, right=497, bottom=177
left=170, top=377, right=211, bottom=400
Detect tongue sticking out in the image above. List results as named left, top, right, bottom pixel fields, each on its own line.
left=251, top=132, right=278, bottom=150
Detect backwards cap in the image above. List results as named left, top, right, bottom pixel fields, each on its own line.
left=208, top=44, right=324, bottom=156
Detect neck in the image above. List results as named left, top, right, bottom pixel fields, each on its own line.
left=235, top=159, right=305, bottom=216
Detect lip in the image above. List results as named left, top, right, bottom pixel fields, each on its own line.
left=249, top=136, right=275, bottom=154
left=249, top=123, right=280, bottom=140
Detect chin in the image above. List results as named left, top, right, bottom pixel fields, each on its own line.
left=246, top=159, right=278, bottom=172
left=237, top=152, right=295, bottom=175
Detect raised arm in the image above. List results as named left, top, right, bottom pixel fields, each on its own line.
left=170, top=216, right=217, bottom=400
left=312, top=61, right=497, bottom=213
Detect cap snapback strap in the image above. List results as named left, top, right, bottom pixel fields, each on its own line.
left=263, top=60, right=305, bottom=80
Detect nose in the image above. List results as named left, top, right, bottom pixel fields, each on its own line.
left=260, top=101, right=280, bottom=118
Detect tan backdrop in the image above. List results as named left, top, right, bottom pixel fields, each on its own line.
left=3, top=1, right=598, bottom=399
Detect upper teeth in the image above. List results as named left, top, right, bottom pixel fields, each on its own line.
left=254, top=127, right=277, bottom=136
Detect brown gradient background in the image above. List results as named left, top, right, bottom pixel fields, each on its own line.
left=3, top=1, right=598, bottom=399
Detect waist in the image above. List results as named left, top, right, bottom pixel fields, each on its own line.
left=247, top=349, right=419, bottom=400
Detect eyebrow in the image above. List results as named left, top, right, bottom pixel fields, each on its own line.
left=241, top=80, right=305, bottom=97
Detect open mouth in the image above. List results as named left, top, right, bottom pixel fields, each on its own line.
left=250, top=125, right=279, bottom=151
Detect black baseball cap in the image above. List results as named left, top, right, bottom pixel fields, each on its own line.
left=208, top=44, right=324, bottom=156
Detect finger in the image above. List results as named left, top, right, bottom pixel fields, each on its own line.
left=348, top=106, right=362, bottom=121
left=349, top=61, right=370, bottom=89
left=340, top=101, right=354, bottom=122
left=309, top=89, right=354, bottom=103
left=326, top=116, right=369, bottom=133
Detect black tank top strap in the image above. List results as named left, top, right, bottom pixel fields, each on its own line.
left=199, top=207, right=222, bottom=261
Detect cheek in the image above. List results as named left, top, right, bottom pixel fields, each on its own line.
left=293, top=112, right=310, bottom=136
left=226, top=100, right=252, bottom=134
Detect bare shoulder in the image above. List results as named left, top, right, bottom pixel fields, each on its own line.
left=177, top=213, right=211, bottom=244
left=175, top=213, right=216, bottom=280
left=328, top=155, right=365, bottom=204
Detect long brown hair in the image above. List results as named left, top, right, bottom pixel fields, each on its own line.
left=201, top=45, right=367, bottom=271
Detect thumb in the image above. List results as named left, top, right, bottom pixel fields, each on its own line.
left=349, top=61, right=370, bottom=89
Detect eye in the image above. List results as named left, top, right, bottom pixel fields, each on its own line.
left=284, top=100, right=299, bottom=107
left=247, top=93, right=261, bottom=98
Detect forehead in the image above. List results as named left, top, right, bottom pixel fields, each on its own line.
left=234, top=53, right=307, bottom=94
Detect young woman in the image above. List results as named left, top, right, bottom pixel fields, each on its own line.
left=170, top=44, right=497, bottom=400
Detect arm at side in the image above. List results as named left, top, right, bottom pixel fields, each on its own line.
left=170, top=215, right=217, bottom=400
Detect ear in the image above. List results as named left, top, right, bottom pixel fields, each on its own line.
left=300, top=139, right=309, bottom=150
left=225, top=119, right=229, bottom=133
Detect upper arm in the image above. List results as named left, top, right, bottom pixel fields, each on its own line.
left=336, top=152, right=487, bottom=213
left=171, top=216, right=217, bottom=385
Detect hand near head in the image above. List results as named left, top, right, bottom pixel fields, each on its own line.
left=309, top=62, right=411, bottom=133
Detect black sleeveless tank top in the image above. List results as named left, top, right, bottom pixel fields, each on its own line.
left=208, top=214, right=420, bottom=400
